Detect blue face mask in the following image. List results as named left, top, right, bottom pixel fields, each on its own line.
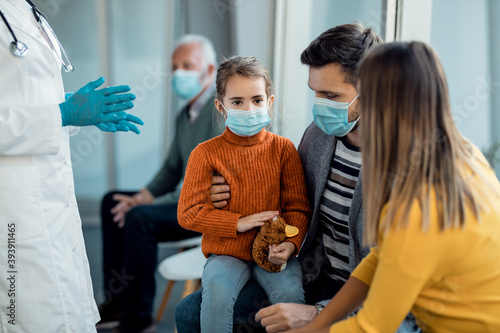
left=221, top=103, right=271, bottom=137
left=312, top=95, right=359, bottom=136
left=172, top=70, right=203, bottom=100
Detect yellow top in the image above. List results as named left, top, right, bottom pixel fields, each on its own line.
left=330, top=160, right=500, bottom=333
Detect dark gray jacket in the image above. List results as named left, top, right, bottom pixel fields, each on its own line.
left=297, top=122, right=368, bottom=285
left=297, top=122, right=420, bottom=333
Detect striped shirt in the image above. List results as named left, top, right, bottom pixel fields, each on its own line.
left=319, top=138, right=362, bottom=283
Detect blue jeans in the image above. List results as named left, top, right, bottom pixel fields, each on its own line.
left=200, top=255, right=304, bottom=333
left=175, top=279, right=268, bottom=333
left=176, top=271, right=422, bottom=333
left=174, top=270, right=341, bottom=333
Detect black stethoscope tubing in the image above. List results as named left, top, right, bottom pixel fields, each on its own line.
left=0, top=8, right=29, bottom=57
left=0, top=9, right=19, bottom=43
left=0, top=0, right=51, bottom=58
left=0, top=0, right=73, bottom=71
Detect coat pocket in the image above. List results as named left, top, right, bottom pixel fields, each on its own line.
left=0, top=165, right=44, bottom=242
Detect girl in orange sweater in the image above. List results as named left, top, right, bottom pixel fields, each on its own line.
left=178, top=56, right=311, bottom=332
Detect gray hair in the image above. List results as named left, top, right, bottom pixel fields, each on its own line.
left=174, top=34, right=217, bottom=68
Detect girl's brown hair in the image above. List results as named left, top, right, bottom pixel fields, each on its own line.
left=216, top=56, right=275, bottom=113
left=358, top=41, right=495, bottom=245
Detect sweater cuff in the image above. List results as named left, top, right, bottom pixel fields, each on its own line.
left=152, top=191, right=180, bottom=206
left=145, top=184, right=162, bottom=198
left=286, top=237, right=303, bottom=256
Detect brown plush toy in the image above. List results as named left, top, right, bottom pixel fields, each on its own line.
left=252, top=216, right=299, bottom=273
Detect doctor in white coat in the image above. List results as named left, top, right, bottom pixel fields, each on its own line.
left=0, top=0, right=143, bottom=332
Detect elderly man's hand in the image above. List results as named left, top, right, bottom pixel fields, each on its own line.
left=255, top=303, right=317, bottom=332
left=111, top=188, right=154, bottom=228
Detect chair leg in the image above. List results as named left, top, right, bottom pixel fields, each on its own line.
left=155, top=280, right=175, bottom=322
left=180, top=278, right=202, bottom=300
left=181, top=279, right=195, bottom=299
left=194, top=279, right=201, bottom=291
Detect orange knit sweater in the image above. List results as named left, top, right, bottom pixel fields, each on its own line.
left=178, top=128, right=311, bottom=261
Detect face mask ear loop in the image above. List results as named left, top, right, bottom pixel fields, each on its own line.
left=348, top=94, right=360, bottom=107
left=199, top=64, right=209, bottom=84
left=219, top=101, right=228, bottom=120
left=349, top=94, right=361, bottom=122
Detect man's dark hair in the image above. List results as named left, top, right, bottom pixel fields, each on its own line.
left=301, top=22, right=383, bottom=86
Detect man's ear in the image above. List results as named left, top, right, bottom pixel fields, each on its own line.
left=207, top=63, right=216, bottom=79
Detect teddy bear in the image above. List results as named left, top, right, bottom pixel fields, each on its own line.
left=252, top=216, right=299, bottom=273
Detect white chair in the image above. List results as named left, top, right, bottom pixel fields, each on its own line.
left=157, top=236, right=202, bottom=251
left=155, top=244, right=206, bottom=322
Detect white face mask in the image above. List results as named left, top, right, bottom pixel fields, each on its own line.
left=221, top=102, right=271, bottom=137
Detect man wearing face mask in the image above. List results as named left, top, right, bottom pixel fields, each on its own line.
left=175, top=24, right=420, bottom=333
left=96, top=34, right=224, bottom=333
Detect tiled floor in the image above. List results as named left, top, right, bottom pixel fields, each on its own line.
left=82, top=225, right=185, bottom=333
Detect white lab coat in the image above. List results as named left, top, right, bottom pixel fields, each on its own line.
left=0, top=1, right=99, bottom=332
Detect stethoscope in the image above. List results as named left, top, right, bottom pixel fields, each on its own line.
left=0, top=0, right=73, bottom=71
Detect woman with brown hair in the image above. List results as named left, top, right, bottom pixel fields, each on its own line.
left=288, top=41, right=500, bottom=332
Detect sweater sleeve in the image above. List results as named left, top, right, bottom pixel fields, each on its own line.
left=280, top=140, right=312, bottom=254
left=178, top=146, right=242, bottom=237
left=329, top=202, right=442, bottom=332
left=350, top=247, right=379, bottom=286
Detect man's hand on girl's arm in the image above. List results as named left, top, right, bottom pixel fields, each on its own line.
left=210, top=175, right=230, bottom=208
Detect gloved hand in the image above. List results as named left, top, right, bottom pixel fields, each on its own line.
left=59, top=77, right=142, bottom=128
left=64, top=89, right=143, bottom=134
left=95, top=116, right=144, bottom=134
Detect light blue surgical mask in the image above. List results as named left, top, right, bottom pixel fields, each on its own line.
left=312, top=95, right=359, bottom=136
left=172, top=70, right=203, bottom=100
left=221, top=102, right=271, bottom=137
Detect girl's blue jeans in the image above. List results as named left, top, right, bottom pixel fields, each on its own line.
left=200, top=254, right=304, bottom=333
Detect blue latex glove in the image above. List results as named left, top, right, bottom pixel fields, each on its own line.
left=64, top=92, right=74, bottom=100
left=95, top=117, right=143, bottom=134
left=66, top=91, right=144, bottom=134
left=59, top=77, right=142, bottom=128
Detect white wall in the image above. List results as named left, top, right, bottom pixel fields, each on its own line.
left=44, top=0, right=110, bottom=198
left=183, top=0, right=233, bottom=61
left=489, top=0, right=500, bottom=174
left=430, top=0, right=492, bottom=151
left=108, top=0, right=173, bottom=192
left=231, top=0, right=276, bottom=74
